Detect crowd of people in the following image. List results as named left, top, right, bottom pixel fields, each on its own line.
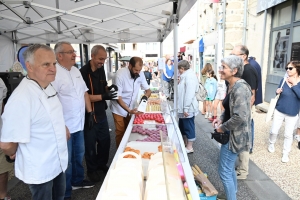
left=0, top=42, right=299, bottom=200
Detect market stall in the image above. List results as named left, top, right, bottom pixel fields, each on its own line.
left=97, top=80, right=199, bottom=200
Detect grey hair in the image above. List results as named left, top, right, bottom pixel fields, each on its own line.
left=221, top=55, right=244, bottom=77
left=178, top=60, right=190, bottom=70
left=54, top=41, right=71, bottom=54
left=91, top=45, right=106, bottom=56
left=23, top=44, right=54, bottom=64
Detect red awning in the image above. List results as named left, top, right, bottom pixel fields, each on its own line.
left=180, top=46, right=186, bottom=52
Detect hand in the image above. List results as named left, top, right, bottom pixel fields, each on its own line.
left=276, top=88, right=283, bottom=94
left=108, top=84, right=118, bottom=91
left=184, top=112, right=189, bottom=117
left=5, top=154, right=15, bottom=163
left=212, top=118, right=222, bottom=128
left=88, top=111, right=95, bottom=129
left=129, top=108, right=143, bottom=115
left=102, top=91, right=117, bottom=100
left=140, top=95, right=148, bottom=103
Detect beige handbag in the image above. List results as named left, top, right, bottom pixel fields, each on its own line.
left=265, top=94, right=280, bottom=123
left=265, top=78, right=286, bottom=122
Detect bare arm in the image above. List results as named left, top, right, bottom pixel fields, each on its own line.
left=0, top=142, right=18, bottom=156
left=251, top=89, right=255, bottom=106
left=117, top=96, right=138, bottom=115
left=89, top=94, right=102, bottom=102
left=144, top=89, right=151, bottom=98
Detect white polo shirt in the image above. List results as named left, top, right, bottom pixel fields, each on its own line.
left=0, top=78, right=68, bottom=184
left=52, top=64, right=88, bottom=133
left=110, top=67, right=149, bottom=117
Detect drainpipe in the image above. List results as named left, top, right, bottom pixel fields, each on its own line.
left=242, top=0, right=248, bottom=45
left=260, top=10, right=267, bottom=70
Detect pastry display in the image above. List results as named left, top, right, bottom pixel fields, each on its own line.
left=131, top=125, right=167, bottom=142
left=133, top=113, right=165, bottom=124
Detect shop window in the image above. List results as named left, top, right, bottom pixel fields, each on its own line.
left=269, top=30, right=290, bottom=75
left=272, top=1, right=292, bottom=28
left=296, top=0, right=300, bottom=21
left=291, top=26, right=300, bottom=61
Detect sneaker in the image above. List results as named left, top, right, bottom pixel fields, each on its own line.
left=109, top=128, right=112, bottom=132
left=87, top=171, right=101, bottom=183
left=208, top=113, right=212, bottom=119
left=295, top=135, right=300, bottom=141
left=208, top=116, right=216, bottom=122
left=185, top=147, right=194, bottom=154
left=236, top=173, right=247, bottom=180
left=204, top=112, right=209, bottom=119
left=268, top=143, right=275, bottom=153
left=72, top=179, right=95, bottom=190
left=281, top=154, right=289, bottom=163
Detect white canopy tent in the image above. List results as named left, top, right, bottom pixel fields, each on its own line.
left=0, top=1, right=200, bottom=199
left=0, top=0, right=195, bottom=44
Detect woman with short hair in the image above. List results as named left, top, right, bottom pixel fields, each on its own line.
left=177, top=60, right=199, bottom=153
left=213, top=55, right=252, bottom=200
left=268, top=60, right=300, bottom=162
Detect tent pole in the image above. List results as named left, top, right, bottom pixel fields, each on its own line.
left=173, top=14, right=178, bottom=120
left=160, top=41, right=163, bottom=58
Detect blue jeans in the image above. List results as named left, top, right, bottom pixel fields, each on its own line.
left=28, top=172, right=65, bottom=200
left=65, top=131, right=85, bottom=198
left=218, top=142, right=238, bottom=200
left=178, top=116, right=196, bottom=141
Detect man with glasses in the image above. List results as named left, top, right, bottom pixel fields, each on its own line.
left=231, top=45, right=258, bottom=180
left=0, top=44, right=68, bottom=200
left=52, top=42, right=94, bottom=199
left=80, top=45, right=117, bottom=182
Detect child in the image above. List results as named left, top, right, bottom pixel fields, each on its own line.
left=200, top=63, right=213, bottom=115
left=209, top=79, right=227, bottom=122
left=204, top=70, right=218, bottom=119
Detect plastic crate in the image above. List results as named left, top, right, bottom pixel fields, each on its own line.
left=199, top=193, right=217, bottom=200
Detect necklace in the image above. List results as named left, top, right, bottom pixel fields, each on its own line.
left=26, top=76, right=58, bottom=99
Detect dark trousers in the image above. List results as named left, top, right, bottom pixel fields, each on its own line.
left=84, top=118, right=110, bottom=172
left=28, top=172, right=65, bottom=200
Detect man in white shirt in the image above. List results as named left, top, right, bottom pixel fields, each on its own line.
left=52, top=42, right=94, bottom=200
left=110, top=57, right=151, bottom=147
left=0, top=78, right=12, bottom=200
left=0, top=44, right=68, bottom=200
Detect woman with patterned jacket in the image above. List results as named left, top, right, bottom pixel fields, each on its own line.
left=212, top=55, right=252, bottom=200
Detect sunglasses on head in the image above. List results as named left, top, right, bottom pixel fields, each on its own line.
left=285, top=67, right=294, bottom=71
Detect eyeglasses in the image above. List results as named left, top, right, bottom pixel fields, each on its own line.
left=26, top=76, right=58, bottom=99
left=285, top=67, right=294, bottom=71
left=59, top=50, right=77, bottom=54
left=230, top=53, right=244, bottom=56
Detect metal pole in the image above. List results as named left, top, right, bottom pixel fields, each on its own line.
left=222, top=0, right=226, bottom=57
left=242, top=0, right=248, bottom=45
left=260, top=10, right=267, bottom=70
left=160, top=41, right=163, bottom=57
left=173, top=14, right=178, bottom=119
